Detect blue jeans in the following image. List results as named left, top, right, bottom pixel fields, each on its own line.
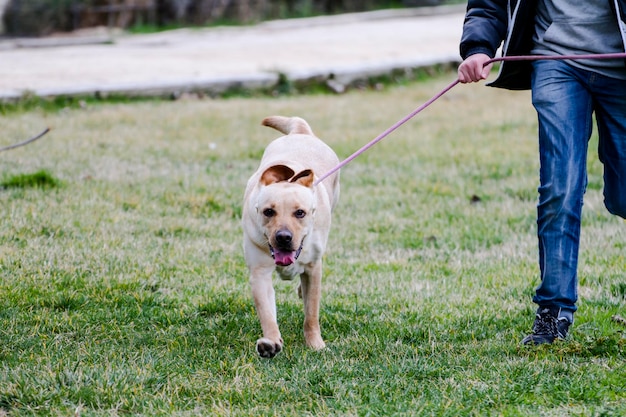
left=530, top=60, right=626, bottom=317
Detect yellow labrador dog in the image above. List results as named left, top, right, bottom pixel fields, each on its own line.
left=242, top=116, right=340, bottom=358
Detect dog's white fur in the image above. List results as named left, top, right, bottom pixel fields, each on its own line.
left=242, top=116, right=340, bottom=358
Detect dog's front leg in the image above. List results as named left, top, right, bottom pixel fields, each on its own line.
left=250, top=267, right=283, bottom=358
left=300, top=263, right=325, bottom=350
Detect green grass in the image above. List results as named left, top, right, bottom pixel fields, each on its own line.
left=1, top=72, right=625, bottom=416
left=0, top=170, right=60, bottom=189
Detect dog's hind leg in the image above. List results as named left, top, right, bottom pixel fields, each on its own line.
left=299, top=263, right=326, bottom=350
left=250, top=267, right=283, bottom=358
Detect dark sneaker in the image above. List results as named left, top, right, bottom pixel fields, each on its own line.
left=521, top=306, right=571, bottom=345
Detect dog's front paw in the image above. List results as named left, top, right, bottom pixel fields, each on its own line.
left=305, top=334, right=326, bottom=351
left=256, top=338, right=283, bottom=358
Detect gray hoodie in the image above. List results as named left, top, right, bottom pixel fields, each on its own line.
left=460, top=0, right=626, bottom=90
left=532, top=0, right=626, bottom=79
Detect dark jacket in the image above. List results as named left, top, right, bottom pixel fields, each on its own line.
left=460, top=0, right=626, bottom=90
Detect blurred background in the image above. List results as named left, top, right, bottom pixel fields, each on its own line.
left=0, top=0, right=461, bottom=37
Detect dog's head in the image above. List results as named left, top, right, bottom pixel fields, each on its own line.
left=255, top=165, right=316, bottom=266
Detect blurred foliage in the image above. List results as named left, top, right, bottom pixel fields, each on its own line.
left=3, top=0, right=75, bottom=35
left=2, top=0, right=453, bottom=36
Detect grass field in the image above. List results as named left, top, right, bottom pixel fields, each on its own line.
left=1, top=73, right=625, bottom=416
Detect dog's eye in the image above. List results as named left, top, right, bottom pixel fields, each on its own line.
left=294, top=209, right=306, bottom=219
left=263, top=208, right=276, bottom=217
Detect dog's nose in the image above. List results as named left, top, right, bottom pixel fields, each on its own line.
left=275, top=229, right=292, bottom=246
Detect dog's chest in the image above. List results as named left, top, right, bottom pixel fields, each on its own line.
left=276, top=262, right=304, bottom=280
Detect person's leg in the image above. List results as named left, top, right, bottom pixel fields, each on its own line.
left=523, top=60, right=593, bottom=344
left=592, top=74, right=626, bottom=219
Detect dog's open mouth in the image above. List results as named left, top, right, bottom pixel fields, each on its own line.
left=272, top=249, right=296, bottom=266
left=269, top=240, right=303, bottom=267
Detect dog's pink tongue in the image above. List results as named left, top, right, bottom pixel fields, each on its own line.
left=274, top=250, right=295, bottom=266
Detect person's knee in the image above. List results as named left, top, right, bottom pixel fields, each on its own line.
left=605, top=196, right=626, bottom=219
left=603, top=167, right=626, bottom=218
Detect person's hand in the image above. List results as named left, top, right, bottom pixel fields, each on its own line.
left=458, top=53, right=493, bottom=83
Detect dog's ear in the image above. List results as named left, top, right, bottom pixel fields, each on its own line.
left=260, top=165, right=295, bottom=185
left=290, top=169, right=314, bottom=188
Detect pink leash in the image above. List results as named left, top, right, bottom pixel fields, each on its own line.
left=314, top=52, right=626, bottom=186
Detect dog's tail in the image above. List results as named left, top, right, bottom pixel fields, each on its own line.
left=262, top=116, right=313, bottom=136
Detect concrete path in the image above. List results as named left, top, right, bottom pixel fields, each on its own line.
left=0, top=5, right=466, bottom=100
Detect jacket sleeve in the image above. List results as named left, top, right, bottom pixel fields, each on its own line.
left=460, top=0, right=510, bottom=59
